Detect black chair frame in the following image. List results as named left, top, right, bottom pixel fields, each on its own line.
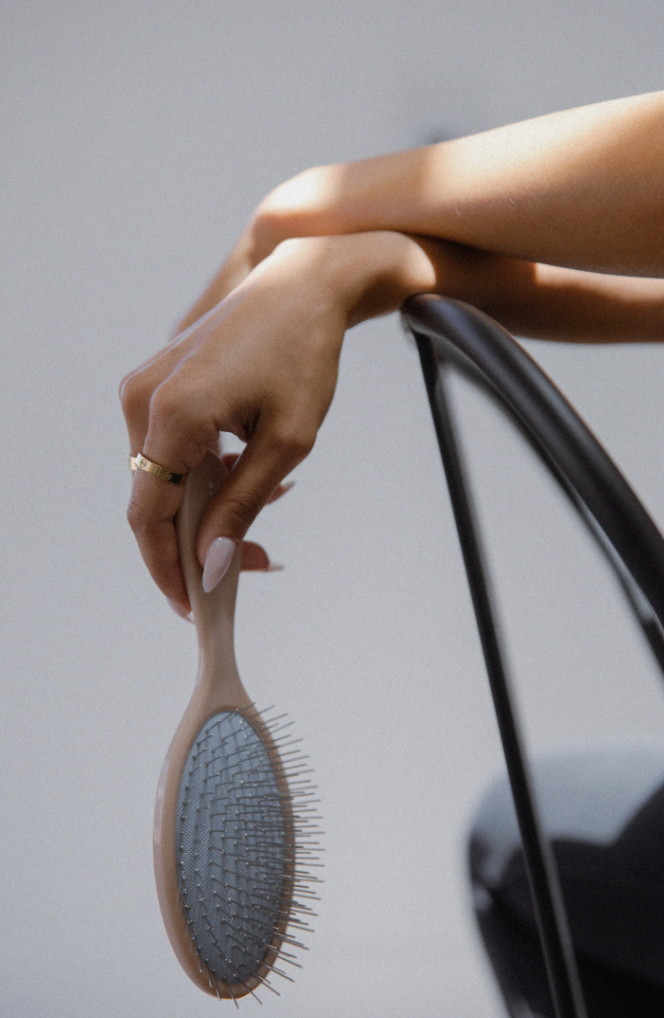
left=402, top=295, right=664, bottom=1018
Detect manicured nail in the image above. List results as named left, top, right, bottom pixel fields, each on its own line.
left=202, top=537, right=236, bottom=593
left=267, top=563, right=285, bottom=572
left=167, top=598, right=193, bottom=622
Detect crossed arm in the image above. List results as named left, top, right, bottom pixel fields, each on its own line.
left=120, top=90, right=664, bottom=615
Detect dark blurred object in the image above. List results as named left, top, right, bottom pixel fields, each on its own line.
left=471, top=744, right=664, bottom=1018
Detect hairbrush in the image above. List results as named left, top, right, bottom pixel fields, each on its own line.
left=153, top=450, right=322, bottom=1002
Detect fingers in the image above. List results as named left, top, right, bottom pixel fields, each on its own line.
left=127, top=445, right=294, bottom=619
left=124, top=406, right=295, bottom=616
left=197, top=421, right=314, bottom=590
left=119, top=344, right=190, bottom=457
left=126, top=470, right=191, bottom=617
left=267, top=479, right=295, bottom=504
left=222, top=453, right=291, bottom=575
left=240, top=541, right=284, bottom=572
left=221, top=452, right=295, bottom=503
left=123, top=367, right=220, bottom=615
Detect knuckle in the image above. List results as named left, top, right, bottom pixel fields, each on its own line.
left=270, top=421, right=316, bottom=462
left=223, top=490, right=265, bottom=531
left=118, top=369, right=135, bottom=401
left=148, top=378, right=200, bottom=433
left=149, top=384, right=199, bottom=440
left=126, top=498, right=145, bottom=535
left=149, top=384, right=182, bottom=427
left=119, top=372, right=149, bottom=420
left=148, top=384, right=217, bottom=460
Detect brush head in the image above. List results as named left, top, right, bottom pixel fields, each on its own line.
left=173, top=704, right=322, bottom=1000
left=177, top=709, right=286, bottom=985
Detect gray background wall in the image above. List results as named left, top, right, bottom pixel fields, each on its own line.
left=3, top=2, right=664, bottom=1016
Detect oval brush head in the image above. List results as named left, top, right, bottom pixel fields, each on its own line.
left=153, top=451, right=322, bottom=1002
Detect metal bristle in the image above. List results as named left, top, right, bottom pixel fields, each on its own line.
left=176, top=707, right=322, bottom=999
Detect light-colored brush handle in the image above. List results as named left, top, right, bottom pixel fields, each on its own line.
left=175, top=450, right=249, bottom=707
left=154, top=450, right=253, bottom=997
left=156, top=448, right=313, bottom=1001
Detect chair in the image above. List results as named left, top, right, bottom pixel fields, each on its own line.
left=401, top=296, right=664, bottom=1018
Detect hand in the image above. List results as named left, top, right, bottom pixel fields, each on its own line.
left=120, top=236, right=359, bottom=617
left=159, top=451, right=291, bottom=619
left=226, top=451, right=292, bottom=569
left=121, top=227, right=514, bottom=616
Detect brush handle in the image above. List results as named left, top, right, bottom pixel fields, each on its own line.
left=154, top=450, right=252, bottom=994
left=176, top=450, right=249, bottom=706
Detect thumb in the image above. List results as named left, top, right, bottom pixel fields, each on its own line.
left=196, top=424, right=312, bottom=592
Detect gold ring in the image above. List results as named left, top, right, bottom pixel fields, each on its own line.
left=130, top=452, right=187, bottom=486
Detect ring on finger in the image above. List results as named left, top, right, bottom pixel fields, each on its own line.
left=129, top=452, right=188, bottom=486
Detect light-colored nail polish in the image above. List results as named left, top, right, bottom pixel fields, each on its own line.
left=202, top=537, right=236, bottom=593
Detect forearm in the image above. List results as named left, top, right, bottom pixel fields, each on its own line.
left=474, top=263, right=664, bottom=343
left=257, top=92, right=664, bottom=278
left=322, top=231, right=664, bottom=343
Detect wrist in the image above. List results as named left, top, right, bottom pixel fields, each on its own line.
left=265, top=231, right=515, bottom=327
left=333, top=232, right=440, bottom=326
left=265, top=231, right=538, bottom=337
left=314, top=231, right=524, bottom=328
left=268, top=232, right=438, bottom=327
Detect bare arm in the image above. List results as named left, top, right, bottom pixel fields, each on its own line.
left=122, top=92, right=664, bottom=610
left=255, top=91, right=664, bottom=278
left=122, top=230, right=664, bottom=616
left=453, top=259, right=664, bottom=343
left=352, top=238, right=664, bottom=344
left=177, top=91, right=664, bottom=341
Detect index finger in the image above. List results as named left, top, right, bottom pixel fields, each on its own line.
left=195, top=418, right=315, bottom=591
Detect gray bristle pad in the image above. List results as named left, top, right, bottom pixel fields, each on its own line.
left=177, top=711, right=287, bottom=985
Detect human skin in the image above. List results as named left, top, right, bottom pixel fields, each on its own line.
left=120, top=91, right=664, bottom=616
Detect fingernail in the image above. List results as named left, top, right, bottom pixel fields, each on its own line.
left=167, top=598, right=193, bottom=622
left=202, top=537, right=236, bottom=593
left=267, top=563, right=285, bottom=572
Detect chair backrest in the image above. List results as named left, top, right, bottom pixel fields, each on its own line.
left=402, top=295, right=664, bottom=1018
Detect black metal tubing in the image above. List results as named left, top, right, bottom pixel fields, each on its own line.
left=402, top=295, right=664, bottom=1018
left=403, top=296, right=664, bottom=629
left=414, top=332, right=586, bottom=1018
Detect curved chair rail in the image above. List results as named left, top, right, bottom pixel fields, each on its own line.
left=402, top=295, right=664, bottom=1018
